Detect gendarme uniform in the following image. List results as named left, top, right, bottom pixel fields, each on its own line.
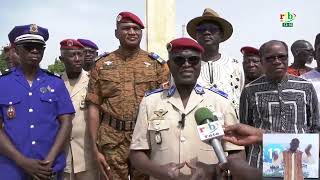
left=130, top=84, right=244, bottom=180
left=0, top=67, right=75, bottom=179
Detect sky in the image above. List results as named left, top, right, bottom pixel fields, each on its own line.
left=1, top=0, right=320, bottom=68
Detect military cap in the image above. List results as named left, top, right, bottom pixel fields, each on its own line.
left=77, top=39, right=99, bottom=50
left=60, top=39, right=84, bottom=49
left=8, top=24, right=49, bottom=45
left=240, top=46, right=259, bottom=55
left=116, top=11, right=144, bottom=29
left=167, top=38, right=204, bottom=53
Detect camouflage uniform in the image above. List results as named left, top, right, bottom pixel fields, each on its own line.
left=86, top=48, right=169, bottom=180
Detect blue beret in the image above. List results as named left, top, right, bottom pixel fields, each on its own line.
left=8, top=24, right=49, bottom=44
left=77, top=39, right=98, bottom=50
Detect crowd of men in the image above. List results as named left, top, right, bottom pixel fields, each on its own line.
left=0, top=7, right=319, bottom=180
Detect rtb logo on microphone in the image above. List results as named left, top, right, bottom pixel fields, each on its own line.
left=197, top=121, right=224, bottom=141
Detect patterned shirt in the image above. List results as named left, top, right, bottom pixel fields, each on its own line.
left=239, top=74, right=319, bottom=168
left=197, top=54, right=245, bottom=116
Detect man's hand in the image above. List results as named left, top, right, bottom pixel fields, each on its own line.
left=186, top=161, right=214, bottom=180
left=18, top=157, right=52, bottom=180
left=95, top=150, right=112, bottom=180
left=219, top=154, right=262, bottom=180
left=305, top=144, right=312, bottom=156
left=222, top=124, right=263, bottom=146
left=159, top=162, right=185, bottom=180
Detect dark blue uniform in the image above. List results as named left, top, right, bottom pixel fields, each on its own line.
left=0, top=67, right=75, bottom=179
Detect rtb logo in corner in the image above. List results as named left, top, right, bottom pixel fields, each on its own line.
left=280, top=12, right=296, bottom=27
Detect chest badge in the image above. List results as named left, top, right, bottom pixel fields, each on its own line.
left=150, top=109, right=168, bottom=121
left=7, top=103, right=16, bottom=119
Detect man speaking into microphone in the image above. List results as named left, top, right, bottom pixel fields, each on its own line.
left=129, top=38, right=244, bottom=180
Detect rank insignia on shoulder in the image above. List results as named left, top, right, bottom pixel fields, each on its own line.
left=148, top=52, right=167, bottom=64
left=208, top=86, right=229, bottom=99
left=145, top=88, right=164, bottom=97
left=95, top=52, right=110, bottom=62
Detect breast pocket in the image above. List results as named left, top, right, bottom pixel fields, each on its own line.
left=135, top=70, right=158, bottom=97
left=40, top=93, right=58, bottom=114
left=99, top=69, right=121, bottom=97
left=0, top=97, right=21, bottom=120
left=148, top=120, right=170, bottom=151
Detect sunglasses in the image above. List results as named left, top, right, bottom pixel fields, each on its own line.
left=265, top=54, right=288, bottom=62
left=172, top=56, right=201, bottom=66
left=196, top=24, right=221, bottom=33
left=17, top=44, right=46, bottom=52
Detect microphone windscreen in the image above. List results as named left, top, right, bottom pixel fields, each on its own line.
left=194, top=107, right=214, bottom=125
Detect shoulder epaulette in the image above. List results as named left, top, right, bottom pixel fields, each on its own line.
left=148, top=52, right=167, bottom=65
left=42, top=69, right=61, bottom=78
left=208, top=86, right=228, bottom=99
left=145, top=88, right=164, bottom=97
left=0, top=69, right=12, bottom=76
left=95, top=52, right=110, bottom=62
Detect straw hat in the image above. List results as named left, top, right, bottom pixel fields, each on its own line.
left=187, top=8, right=233, bottom=42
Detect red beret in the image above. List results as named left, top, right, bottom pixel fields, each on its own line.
left=117, top=11, right=144, bottom=29
left=60, top=39, right=84, bottom=49
left=167, top=38, right=204, bottom=53
left=240, top=46, right=259, bottom=55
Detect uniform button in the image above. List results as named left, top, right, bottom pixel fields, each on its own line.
left=37, top=78, right=40, bottom=81
left=9, top=101, right=12, bottom=105
left=180, top=136, right=186, bottom=142
left=30, top=125, right=34, bottom=128
left=31, top=141, right=36, bottom=145
left=49, top=99, right=52, bottom=102
left=29, top=108, right=33, bottom=112
left=29, top=92, right=32, bottom=96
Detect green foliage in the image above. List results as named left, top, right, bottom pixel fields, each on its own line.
left=0, top=48, right=8, bottom=72
left=47, top=58, right=65, bottom=75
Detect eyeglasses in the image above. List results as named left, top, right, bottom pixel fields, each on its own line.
left=196, top=24, right=221, bottom=34
left=172, top=56, right=201, bottom=66
left=17, top=44, right=46, bottom=52
left=264, top=54, right=288, bottom=62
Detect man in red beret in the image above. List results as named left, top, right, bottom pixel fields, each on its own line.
left=240, top=46, right=263, bottom=85
left=129, top=38, right=243, bottom=180
left=86, top=11, right=169, bottom=180
left=59, top=39, right=98, bottom=180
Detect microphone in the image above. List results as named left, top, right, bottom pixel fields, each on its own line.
left=194, top=107, right=227, bottom=164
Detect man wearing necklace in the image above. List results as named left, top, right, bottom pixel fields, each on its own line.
left=186, top=8, right=245, bottom=116
left=0, top=24, right=75, bottom=180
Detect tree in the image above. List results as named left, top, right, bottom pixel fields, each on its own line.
left=0, top=48, right=8, bottom=72
left=47, top=58, right=65, bottom=75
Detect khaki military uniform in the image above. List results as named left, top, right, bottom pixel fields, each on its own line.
left=62, top=70, right=98, bottom=180
left=86, top=48, right=169, bottom=179
left=130, top=85, right=244, bottom=180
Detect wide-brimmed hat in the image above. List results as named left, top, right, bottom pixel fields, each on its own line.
left=187, top=8, right=233, bottom=42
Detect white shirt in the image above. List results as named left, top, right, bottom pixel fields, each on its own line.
left=197, top=54, right=245, bottom=115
